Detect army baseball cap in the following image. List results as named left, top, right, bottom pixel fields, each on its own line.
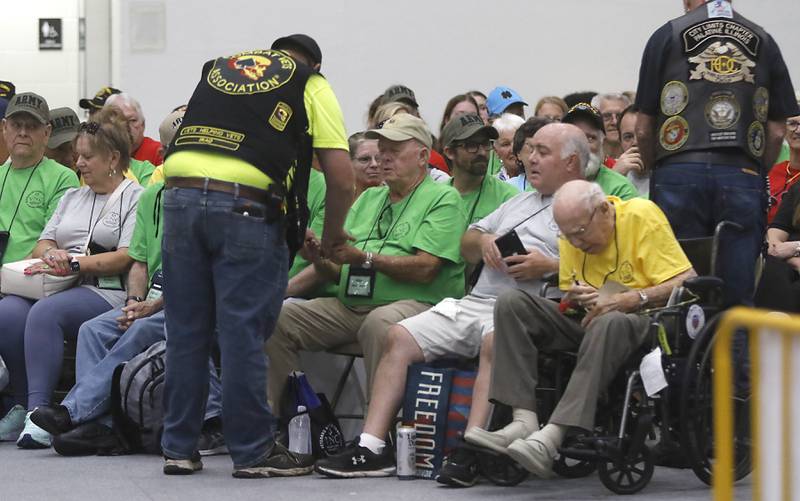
left=563, top=102, right=605, bottom=133
left=159, top=109, right=185, bottom=146
left=4, top=92, right=50, bottom=124
left=79, top=86, right=121, bottom=111
left=0, top=80, right=15, bottom=100
left=440, top=113, right=498, bottom=149
left=47, top=107, right=80, bottom=148
left=365, top=114, right=432, bottom=149
left=382, top=85, right=419, bottom=108
left=272, top=34, right=322, bottom=67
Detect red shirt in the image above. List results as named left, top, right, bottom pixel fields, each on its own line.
left=133, top=136, right=163, bottom=166
left=429, top=150, right=449, bottom=174
left=768, top=161, right=800, bottom=223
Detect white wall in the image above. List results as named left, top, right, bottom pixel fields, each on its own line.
left=2, top=2, right=82, bottom=111
left=111, top=0, right=800, bottom=139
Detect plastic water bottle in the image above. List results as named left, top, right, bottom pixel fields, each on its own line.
left=288, top=405, right=312, bottom=454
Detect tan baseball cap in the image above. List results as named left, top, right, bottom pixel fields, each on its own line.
left=158, top=109, right=185, bottom=146
left=440, top=113, right=498, bottom=149
left=365, top=114, right=432, bottom=149
left=5, top=92, right=50, bottom=124
left=48, top=107, right=80, bottom=148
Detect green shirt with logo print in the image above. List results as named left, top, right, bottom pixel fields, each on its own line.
left=338, top=175, right=466, bottom=307
left=0, top=157, right=80, bottom=264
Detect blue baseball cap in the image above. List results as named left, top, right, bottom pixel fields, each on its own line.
left=486, top=86, right=527, bottom=117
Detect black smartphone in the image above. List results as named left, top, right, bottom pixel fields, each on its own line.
left=495, top=230, right=528, bottom=258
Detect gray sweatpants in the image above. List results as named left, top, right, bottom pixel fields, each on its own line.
left=490, top=289, right=650, bottom=431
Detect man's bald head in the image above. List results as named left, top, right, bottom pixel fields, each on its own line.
left=522, top=123, right=590, bottom=196
left=553, top=180, right=615, bottom=254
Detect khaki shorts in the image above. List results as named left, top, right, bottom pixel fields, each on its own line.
left=398, top=295, right=495, bottom=361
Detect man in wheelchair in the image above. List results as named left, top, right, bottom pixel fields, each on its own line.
left=467, top=179, right=696, bottom=478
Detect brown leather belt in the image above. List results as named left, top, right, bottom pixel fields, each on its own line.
left=165, top=176, right=278, bottom=206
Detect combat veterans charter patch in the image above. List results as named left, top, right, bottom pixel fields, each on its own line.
left=753, top=87, right=769, bottom=123
left=748, top=121, right=765, bottom=157
left=268, top=102, right=293, bottom=132
left=207, top=50, right=296, bottom=95
left=705, top=91, right=740, bottom=129
left=688, top=42, right=755, bottom=84
left=660, top=81, right=689, bottom=116
left=659, top=116, right=690, bottom=151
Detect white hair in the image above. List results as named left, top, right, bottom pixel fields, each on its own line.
left=492, top=113, right=525, bottom=134
left=105, top=93, right=145, bottom=122
left=591, top=92, right=631, bottom=110
left=560, top=130, right=591, bottom=176
left=553, top=181, right=606, bottom=214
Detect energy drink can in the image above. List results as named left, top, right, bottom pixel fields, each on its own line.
left=396, top=425, right=416, bottom=480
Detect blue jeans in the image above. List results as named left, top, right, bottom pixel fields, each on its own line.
left=652, top=162, right=765, bottom=306
left=62, top=309, right=222, bottom=427
left=160, top=186, right=287, bottom=468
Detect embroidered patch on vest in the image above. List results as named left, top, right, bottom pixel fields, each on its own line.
left=747, top=121, right=765, bottom=157
left=688, top=41, right=755, bottom=84
left=207, top=50, right=296, bottom=95
left=659, top=116, right=690, bottom=151
left=268, top=102, right=293, bottom=132
left=753, top=87, right=769, bottom=123
left=175, top=126, right=245, bottom=151
left=660, top=81, right=689, bottom=116
left=704, top=91, right=741, bottom=129
left=682, top=20, right=760, bottom=57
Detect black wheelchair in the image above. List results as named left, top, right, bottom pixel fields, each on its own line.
left=472, top=222, right=753, bottom=494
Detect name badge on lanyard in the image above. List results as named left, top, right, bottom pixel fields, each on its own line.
left=146, top=269, right=164, bottom=301
left=346, top=266, right=376, bottom=298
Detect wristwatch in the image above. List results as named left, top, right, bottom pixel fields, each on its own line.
left=69, top=260, right=81, bottom=274
left=362, top=251, right=374, bottom=269
left=126, top=296, right=145, bottom=303
left=637, top=289, right=648, bottom=310
left=793, top=243, right=800, bottom=257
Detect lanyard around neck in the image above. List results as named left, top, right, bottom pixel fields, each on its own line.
left=0, top=159, right=43, bottom=233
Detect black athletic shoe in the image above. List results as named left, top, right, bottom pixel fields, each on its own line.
left=314, top=442, right=395, bottom=478
left=232, top=442, right=315, bottom=478
left=30, top=405, right=73, bottom=435
left=164, top=451, right=203, bottom=475
left=197, top=421, right=228, bottom=456
left=436, top=445, right=479, bottom=487
left=53, top=422, right=120, bottom=456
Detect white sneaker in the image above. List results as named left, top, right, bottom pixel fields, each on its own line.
left=17, top=411, right=51, bottom=449
left=464, top=420, right=537, bottom=455
left=0, top=405, right=26, bottom=441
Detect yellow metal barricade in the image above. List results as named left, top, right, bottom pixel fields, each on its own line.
left=714, top=307, right=799, bottom=501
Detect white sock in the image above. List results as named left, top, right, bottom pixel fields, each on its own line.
left=512, top=408, right=540, bottom=431
left=537, top=423, right=567, bottom=448
left=358, top=432, right=385, bottom=455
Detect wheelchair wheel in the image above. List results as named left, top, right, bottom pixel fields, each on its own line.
left=477, top=451, right=529, bottom=486
left=552, top=454, right=597, bottom=478
left=680, top=316, right=752, bottom=485
left=597, top=446, right=654, bottom=495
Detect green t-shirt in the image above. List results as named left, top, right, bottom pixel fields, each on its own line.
left=593, top=166, right=639, bottom=201
left=452, top=174, right=519, bottom=225
left=128, top=158, right=156, bottom=187
left=127, top=182, right=164, bottom=283
left=338, top=176, right=466, bottom=306
left=0, top=157, right=80, bottom=264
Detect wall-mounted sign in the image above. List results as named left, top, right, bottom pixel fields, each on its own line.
left=39, top=18, right=62, bottom=50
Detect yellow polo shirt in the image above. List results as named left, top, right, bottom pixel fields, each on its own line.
left=163, top=74, right=348, bottom=189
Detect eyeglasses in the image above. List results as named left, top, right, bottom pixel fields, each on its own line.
left=786, top=120, right=800, bottom=131
left=356, top=155, right=379, bottom=164
left=558, top=205, right=599, bottom=241
left=454, top=140, right=493, bottom=154
left=601, top=112, right=622, bottom=122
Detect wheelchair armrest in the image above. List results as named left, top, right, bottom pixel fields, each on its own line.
left=541, top=271, right=558, bottom=286
left=683, top=276, right=724, bottom=301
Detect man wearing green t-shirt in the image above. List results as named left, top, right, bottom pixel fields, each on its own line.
left=266, top=114, right=465, bottom=412
left=441, top=113, right=519, bottom=225
left=0, top=92, right=79, bottom=265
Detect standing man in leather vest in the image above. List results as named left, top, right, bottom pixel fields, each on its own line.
left=635, top=0, right=799, bottom=306
left=159, top=34, right=354, bottom=478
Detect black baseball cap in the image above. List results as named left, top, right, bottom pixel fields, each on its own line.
left=271, top=34, right=322, bottom=68
left=79, top=86, right=121, bottom=111
left=562, top=102, right=605, bottom=133
left=0, top=80, right=15, bottom=100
